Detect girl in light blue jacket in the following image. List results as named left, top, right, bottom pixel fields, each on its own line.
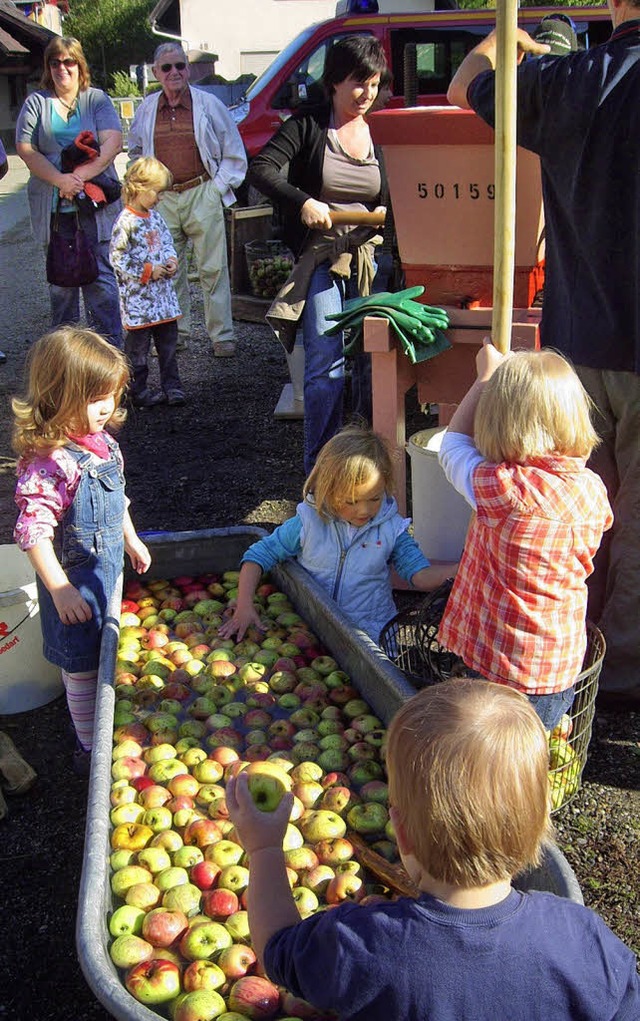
left=219, top=427, right=457, bottom=645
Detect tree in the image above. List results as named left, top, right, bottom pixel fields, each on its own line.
left=63, top=0, right=157, bottom=90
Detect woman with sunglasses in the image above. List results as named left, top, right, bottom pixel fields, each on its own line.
left=15, top=37, right=123, bottom=348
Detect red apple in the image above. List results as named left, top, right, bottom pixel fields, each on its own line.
left=182, top=958, right=226, bottom=993
left=202, top=887, right=239, bottom=920
left=190, top=860, right=221, bottom=892
left=141, top=907, right=188, bottom=948
left=125, top=958, right=181, bottom=1005
left=217, top=943, right=257, bottom=980
left=228, top=976, right=281, bottom=1019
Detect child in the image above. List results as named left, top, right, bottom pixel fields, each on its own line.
left=437, top=340, right=613, bottom=730
left=109, top=156, right=184, bottom=407
left=219, top=426, right=457, bottom=644
left=12, top=327, right=151, bottom=774
left=226, top=678, right=639, bottom=1021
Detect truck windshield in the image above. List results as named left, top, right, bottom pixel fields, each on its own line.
left=246, top=24, right=321, bottom=100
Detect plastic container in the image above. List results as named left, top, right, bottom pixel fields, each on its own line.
left=77, top=527, right=583, bottom=1021
left=245, top=239, right=294, bottom=299
left=408, top=427, right=472, bottom=561
left=0, top=544, right=63, bottom=713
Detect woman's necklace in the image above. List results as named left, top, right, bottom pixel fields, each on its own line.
left=56, top=92, right=79, bottom=122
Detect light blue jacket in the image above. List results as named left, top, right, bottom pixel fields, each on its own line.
left=242, top=495, right=430, bottom=643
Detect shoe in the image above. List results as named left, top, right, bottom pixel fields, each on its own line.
left=213, top=340, right=236, bottom=357
left=595, top=688, right=640, bottom=713
left=176, top=337, right=189, bottom=352
left=166, top=389, right=186, bottom=406
left=0, top=731, right=37, bottom=795
left=72, top=742, right=91, bottom=778
left=132, top=389, right=167, bottom=408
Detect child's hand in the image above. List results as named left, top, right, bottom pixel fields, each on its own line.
left=226, top=773, right=293, bottom=856
left=125, top=536, right=152, bottom=574
left=218, top=603, right=265, bottom=641
left=52, top=582, right=92, bottom=624
left=476, top=337, right=506, bottom=382
left=151, top=264, right=167, bottom=281
left=164, top=257, right=178, bottom=277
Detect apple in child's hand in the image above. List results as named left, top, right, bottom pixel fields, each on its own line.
left=228, top=975, right=281, bottom=1020
left=125, top=958, right=181, bottom=1005
left=246, top=773, right=287, bottom=812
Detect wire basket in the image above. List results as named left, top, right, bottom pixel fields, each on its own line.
left=244, top=239, right=294, bottom=299
left=380, top=587, right=605, bottom=815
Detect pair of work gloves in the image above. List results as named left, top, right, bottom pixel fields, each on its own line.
left=324, top=285, right=451, bottom=364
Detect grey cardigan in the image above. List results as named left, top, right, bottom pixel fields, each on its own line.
left=15, top=87, right=123, bottom=244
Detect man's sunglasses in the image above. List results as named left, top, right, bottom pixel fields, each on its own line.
left=50, top=58, right=78, bottom=70
left=160, top=62, right=186, bottom=72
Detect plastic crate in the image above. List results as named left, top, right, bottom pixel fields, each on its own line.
left=245, top=239, right=294, bottom=299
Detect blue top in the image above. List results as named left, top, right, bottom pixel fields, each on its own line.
left=241, top=495, right=430, bottom=642
left=469, top=20, right=640, bottom=374
left=265, top=888, right=639, bottom=1021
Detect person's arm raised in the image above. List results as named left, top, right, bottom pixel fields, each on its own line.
left=447, top=28, right=550, bottom=110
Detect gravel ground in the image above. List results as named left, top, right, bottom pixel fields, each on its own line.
left=0, top=196, right=638, bottom=1020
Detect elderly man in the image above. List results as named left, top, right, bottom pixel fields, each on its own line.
left=447, top=0, right=640, bottom=711
left=127, top=44, right=247, bottom=357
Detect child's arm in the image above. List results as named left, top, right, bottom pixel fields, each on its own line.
left=411, top=562, right=459, bottom=590
left=226, top=773, right=298, bottom=964
left=27, top=540, right=92, bottom=623
left=447, top=337, right=504, bottom=436
left=123, top=509, right=151, bottom=575
left=391, top=530, right=458, bottom=590
left=218, top=561, right=265, bottom=639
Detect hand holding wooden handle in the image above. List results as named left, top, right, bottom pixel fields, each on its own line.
left=329, top=210, right=386, bottom=227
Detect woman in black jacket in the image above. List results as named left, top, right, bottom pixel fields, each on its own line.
left=249, top=35, right=388, bottom=473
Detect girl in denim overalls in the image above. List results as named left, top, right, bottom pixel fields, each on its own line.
left=12, top=327, right=151, bottom=774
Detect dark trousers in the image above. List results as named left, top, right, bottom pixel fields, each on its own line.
left=125, top=320, right=181, bottom=397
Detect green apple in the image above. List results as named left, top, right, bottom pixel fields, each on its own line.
left=109, top=933, right=154, bottom=969
left=217, top=865, right=250, bottom=895
left=137, top=847, right=172, bottom=874
left=292, top=885, right=319, bottom=919
left=155, top=866, right=189, bottom=892
left=162, top=882, right=203, bottom=917
left=300, top=810, right=347, bottom=843
left=179, top=920, right=233, bottom=962
left=223, top=909, right=251, bottom=943
left=111, top=865, right=153, bottom=898
left=109, top=904, right=146, bottom=937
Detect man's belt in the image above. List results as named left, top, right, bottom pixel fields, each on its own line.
left=170, top=172, right=210, bottom=194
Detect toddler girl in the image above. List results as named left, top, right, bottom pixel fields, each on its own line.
left=220, top=426, right=457, bottom=644
left=12, top=327, right=151, bottom=773
left=109, top=156, right=184, bottom=407
left=437, top=340, right=613, bottom=729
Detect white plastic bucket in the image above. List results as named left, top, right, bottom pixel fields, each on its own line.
left=0, top=545, right=63, bottom=713
left=408, top=427, right=472, bottom=561
left=286, top=338, right=305, bottom=405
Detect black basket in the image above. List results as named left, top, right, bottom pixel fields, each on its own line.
left=379, top=579, right=462, bottom=689
left=380, top=586, right=605, bottom=815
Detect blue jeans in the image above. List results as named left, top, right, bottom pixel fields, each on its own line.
left=527, top=686, right=576, bottom=731
left=49, top=209, right=123, bottom=349
left=302, top=260, right=368, bottom=474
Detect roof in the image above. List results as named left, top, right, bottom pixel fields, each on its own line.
left=0, top=0, right=56, bottom=53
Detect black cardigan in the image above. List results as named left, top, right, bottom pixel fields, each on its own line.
left=248, top=102, right=386, bottom=258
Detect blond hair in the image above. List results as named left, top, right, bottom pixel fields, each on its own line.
left=303, top=426, right=395, bottom=521
left=12, top=327, right=129, bottom=459
left=123, top=157, right=173, bottom=205
left=474, top=348, right=598, bottom=464
left=386, top=678, right=553, bottom=887
left=41, top=37, right=91, bottom=92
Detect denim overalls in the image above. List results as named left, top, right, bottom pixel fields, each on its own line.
left=37, top=438, right=125, bottom=673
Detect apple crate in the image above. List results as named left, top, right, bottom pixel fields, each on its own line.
left=77, top=528, right=584, bottom=1021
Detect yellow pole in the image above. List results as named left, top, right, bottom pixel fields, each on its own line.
left=492, top=0, right=519, bottom=354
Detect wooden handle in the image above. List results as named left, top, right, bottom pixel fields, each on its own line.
left=347, top=829, right=419, bottom=898
left=329, top=210, right=386, bottom=227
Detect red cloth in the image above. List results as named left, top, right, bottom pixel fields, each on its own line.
left=67, top=432, right=111, bottom=460
left=438, top=455, right=613, bottom=694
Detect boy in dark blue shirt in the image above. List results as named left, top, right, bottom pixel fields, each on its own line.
left=227, top=678, right=639, bottom=1021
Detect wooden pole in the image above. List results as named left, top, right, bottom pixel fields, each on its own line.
left=492, top=0, right=519, bottom=354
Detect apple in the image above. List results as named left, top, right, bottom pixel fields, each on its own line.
left=110, top=848, right=136, bottom=871
left=301, top=864, right=335, bottom=897
left=137, top=847, right=172, bottom=874
left=141, top=907, right=189, bottom=947
left=289, top=708, right=320, bottom=730
left=169, top=773, right=201, bottom=799
left=283, top=845, right=318, bottom=872
left=290, top=743, right=320, bottom=765
left=111, top=865, right=153, bottom=898
left=182, top=959, right=226, bottom=993
left=112, top=740, right=143, bottom=761
left=279, top=990, right=328, bottom=1020
left=224, top=909, right=251, bottom=943
left=291, top=780, right=324, bottom=809
left=291, top=886, right=319, bottom=919
left=155, top=866, right=189, bottom=893
left=300, top=810, right=347, bottom=843
left=317, top=749, right=350, bottom=773
left=325, top=872, right=365, bottom=905
left=202, top=887, right=239, bottom=920
left=208, top=746, right=240, bottom=767
left=360, top=780, right=389, bottom=805
left=184, top=818, right=224, bottom=849
left=181, top=747, right=209, bottom=769
left=125, top=958, right=181, bottom=1005
left=109, top=934, right=154, bottom=969
left=246, top=773, right=287, bottom=813
left=228, top=976, right=281, bottom=1020
left=162, top=882, right=203, bottom=917
left=237, top=662, right=268, bottom=684
left=110, top=803, right=146, bottom=827
left=217, top=865, right=250, bottom=895
left=206, top=839, right=245, bottom=868
left=151, top=829, right=184, bottom=852
left=190, top=860, right=221, bottom=891
left=148, top=759, right=189, bottom=784
left=109, top=904, right=146, bottom=938
left=179, top=920, right=233, bottom=961
left=172, top=988, right=227, bottom=1021
left=142, top=807, right=174, bottom=833
left=319, top=785, right=356, bottom=815
left=282, top=823, right=304, bottom=851
left=347, top=802, right=389, bottom=835
left=348, top=760, right=384, bottom=787
left=126, top=882, right=162, bottom=912
left=277, top=693, right=301, bottom=711
left=111, top=757, right=147, bottom=782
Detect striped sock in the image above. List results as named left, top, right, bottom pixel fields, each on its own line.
left=61, top=670, right=97, bottom=752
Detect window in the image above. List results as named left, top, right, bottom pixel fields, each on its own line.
left=390, top=28, right=488, bottom=100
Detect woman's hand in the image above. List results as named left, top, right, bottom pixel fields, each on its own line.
left=57, top=171, right=85, bottom=200
left=52, top=582, right=92, bottom=624
left=301, top=198, right=333, bottom=230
